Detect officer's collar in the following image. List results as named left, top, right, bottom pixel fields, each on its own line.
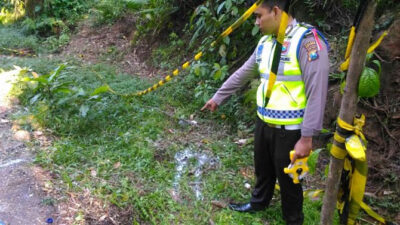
left=271, top=19, right=298, bottom=38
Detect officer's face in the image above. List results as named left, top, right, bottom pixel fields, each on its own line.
left=254, top=5, right=280, bottom=35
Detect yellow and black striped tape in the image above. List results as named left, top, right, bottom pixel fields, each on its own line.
left=0, top=46, right=37, bottom=57
left=0, top=0, right=265, bottom=97
left=265, top=0, right=291, bottom=100
left=100, top=0, right=265, bottom=97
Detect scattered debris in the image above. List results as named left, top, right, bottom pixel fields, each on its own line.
left=235, top=139, right=248, bottom=146
left=13, top=130, right=30, bottom=142
left=211, top=200, right=227, bottom=209
left=173, top=148, right=219, bottom=201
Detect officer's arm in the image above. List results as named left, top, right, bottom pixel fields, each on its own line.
left=211, top=50, right=259, bottom=105
left=292, top=34, right=329, bottom=162
left=299, top=35, right=329, bottom=137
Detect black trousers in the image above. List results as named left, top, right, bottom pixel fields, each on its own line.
left=250, top=117, right=304, bottom=225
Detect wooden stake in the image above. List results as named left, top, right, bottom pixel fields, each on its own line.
left=320, top=1, right=377, bottom=224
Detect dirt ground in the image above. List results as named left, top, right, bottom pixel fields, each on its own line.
left=0, top=69, right=56, bottom=225
left=61, top=16, right=157, bottom=78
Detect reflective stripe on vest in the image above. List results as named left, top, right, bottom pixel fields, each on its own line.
left=256, top=23, right=308, bottom=125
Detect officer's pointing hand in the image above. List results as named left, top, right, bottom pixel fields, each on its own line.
left=201, top=99, right=218, bottom=112
left=291, top=136, right=312, bottom=164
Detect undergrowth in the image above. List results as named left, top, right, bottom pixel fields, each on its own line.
left=1, top=0, right=398, bottom=223
left=0, top=27, right=341, bottom=224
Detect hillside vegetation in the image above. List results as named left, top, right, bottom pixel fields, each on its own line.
left=0, top=0, right=399, bottom=224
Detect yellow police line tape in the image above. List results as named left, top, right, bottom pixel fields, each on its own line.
left=340, top=29, right=388, bottom=71
left=265, top=7, right=290, bottom=99
left=0, top=46, right=37, bottom=57
left=94, top=0, right=265, bottom=97
left=275, top=183, right=392, bottom=224
left=330, top=115, right=394, bottom=225
left=0, top=0, right=263, bottom=98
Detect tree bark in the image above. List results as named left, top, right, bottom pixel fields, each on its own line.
left=320, top=1, right=376, bottom=224
left=25, top=0, right=43, bottom=18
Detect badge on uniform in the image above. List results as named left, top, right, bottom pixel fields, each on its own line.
left=304, top=40, right=319, bottom=61
left=282, top=41, right=290, bottom=54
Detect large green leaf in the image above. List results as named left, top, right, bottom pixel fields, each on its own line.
left=90, top=85, right=110, bottom=96
left=225, top=0, right=232, bottom=10
left=308, top=148, right=323, bottom=175
left=358, top=67, right=380, bottom=98
left=48, top=64, right=66, bottom=82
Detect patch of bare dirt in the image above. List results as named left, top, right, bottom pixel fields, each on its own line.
left=61, top=16, right=159, bottom=78
left=0, top=108, right=56, bottom=224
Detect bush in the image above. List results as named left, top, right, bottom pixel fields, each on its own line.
left=0, top=0, right=25, bottom=24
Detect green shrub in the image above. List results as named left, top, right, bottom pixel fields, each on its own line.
left=0, top=0, right=25, bottom=24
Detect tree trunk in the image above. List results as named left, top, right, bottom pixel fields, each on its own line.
left=25, top=0, right=43, bottom=18
left=320, top=1, right=377, bottom=224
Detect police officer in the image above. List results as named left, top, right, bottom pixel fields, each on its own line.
left=201, top=0, right=329, bottom=224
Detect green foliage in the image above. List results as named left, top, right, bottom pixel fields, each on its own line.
left=42, top=33, right=70, bottom=52
left=0, top=24, right=39, bottom=50
left=364, top=194, right=400, bottom=218
left=131, top=0, right=179, bottom=45
left=3, top=0, right=89, bottom=36
left=0, top=22, right=347, bottom=224
left=22, top=16, right=68, bottom=36
left=151, top=32, right=185, bottom=70
left=308, top=148, right=323, bottom=175
left=17, top=64, right=113, bottom=121
left=156, top=0, right=261, bottom=128
left=21, top=64, right=70, bottom=105
left=0, top=0, right=25, bottom=24
left=339, top=53, right=382, bottom=98
left=43, top=0, right=89, bottom=21
left=357, top=66, right=380, bottom=98
left=358, top=57, right=381, bottom=98
left=92, top=0, right=133, bottom=23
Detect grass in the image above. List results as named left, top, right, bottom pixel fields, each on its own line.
left=0, top=24, right=345, bottom=225
left=0, top=24, right=39, bottom=51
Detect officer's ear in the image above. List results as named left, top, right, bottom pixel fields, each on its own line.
left=270, top=6, right=282, bottom=20
left=271, top=5, right=281, bottom=18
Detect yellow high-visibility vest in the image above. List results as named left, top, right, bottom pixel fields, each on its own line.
left=256, top=24, right=310, bottom=125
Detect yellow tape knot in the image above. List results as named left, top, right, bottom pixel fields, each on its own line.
left=333, top=115, right=367, bottom=161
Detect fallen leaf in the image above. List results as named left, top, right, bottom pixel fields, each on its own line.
left=235, top=139, right=247, bottom=146
left=113, top=162, right=121, bottom=169
left=201, top=139, right=211, bottom=144
left=91, top=170, right=97, bottom=177
left=99, top=215, right=107, bottom=221
left=211, top=200, right=227, bottom=208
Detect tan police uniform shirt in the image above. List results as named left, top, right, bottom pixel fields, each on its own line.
left=211, top=20, right=329, bottom=137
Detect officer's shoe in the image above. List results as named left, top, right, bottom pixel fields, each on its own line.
left=228, top=203, right=265, bottom=213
